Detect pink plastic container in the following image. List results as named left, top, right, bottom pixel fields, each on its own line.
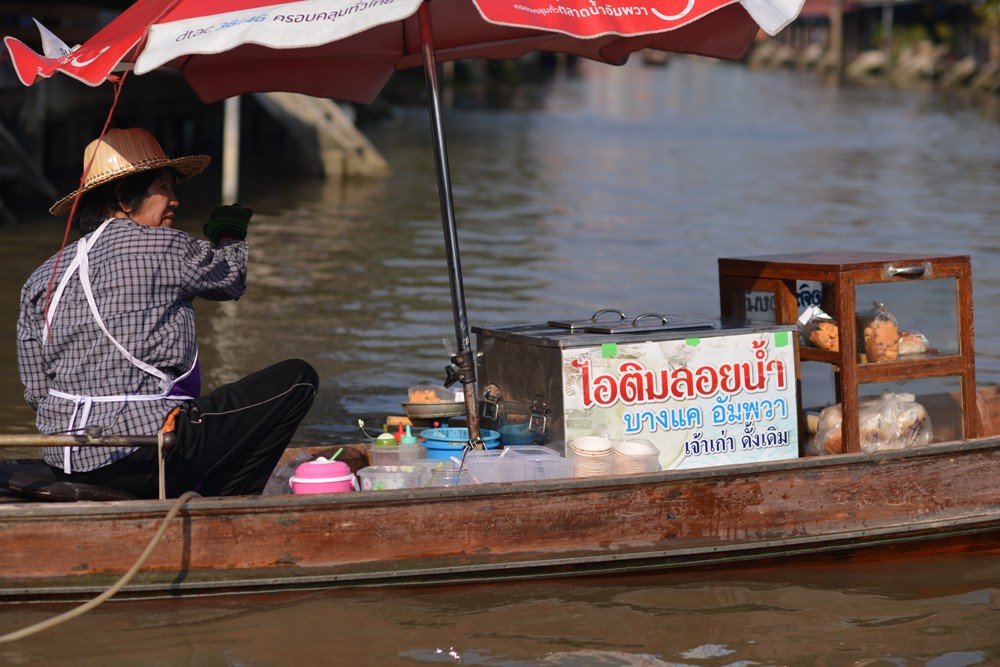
left=289, top=458, right=356, bottom=494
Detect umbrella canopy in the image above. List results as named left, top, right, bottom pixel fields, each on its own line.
left=5, top=0, right=804, bottom=444
left=5, top=0, right=802, bottom=102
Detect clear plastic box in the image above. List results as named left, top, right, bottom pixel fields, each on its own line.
left=463, top=450, right=525, bottom=484
left=369, top=442, right=420, bottom=466
left=503, top=446, right=572, bottom=480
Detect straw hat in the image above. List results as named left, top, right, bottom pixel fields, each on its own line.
left=50, top=127, right=210, bottom=216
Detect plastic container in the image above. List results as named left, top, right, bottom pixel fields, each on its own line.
left=420, top=427, right=501, bottom=460
left=463, top=450, right=525, bottom=484
left=410, top=458, right=463, bottom=486
left=505, top=446, right=572, bottom=481
left=504, top=445, right=561, bottom=458
left=289, top=458, right=356, bottom=494
left=356, top=465, right=428, bottom=491
left=370, top=442, right=420, bottom=466
left=427, top=461, right=469, bottom=487
left=496, top=422, right=543, bottom=446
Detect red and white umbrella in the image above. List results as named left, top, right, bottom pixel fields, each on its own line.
left=5, top=0, right=804, bottom=442
left=6, top=0, right=802, bottom=101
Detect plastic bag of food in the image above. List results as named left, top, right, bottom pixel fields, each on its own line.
left=810, top=391, right=932, bottom=455
left=858, top=302, right=899, bottom=363
left=798, top=304, right=839, bottom=352
left=898, top=330, right=929, bottom=356
left=408, top=384, right=461, bottom=403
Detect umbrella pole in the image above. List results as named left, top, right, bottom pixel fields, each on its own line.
left=417, top=4, right=482, bottom=448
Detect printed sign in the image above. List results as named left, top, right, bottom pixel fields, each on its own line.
left=560, top=330, right=798, bottom=470
left=138, top=0, right=421, bottom=74
left=479, top=0, right=740, bottom=36
left=744, top=280, right=822, bottom=322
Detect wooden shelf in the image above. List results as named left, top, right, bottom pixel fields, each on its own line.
left=719, top=251, right=977, bottom=453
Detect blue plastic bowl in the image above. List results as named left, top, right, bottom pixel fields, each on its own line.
left=421, top=427, right=501, bottom=460
left=496, top=422, right=544, bottom=446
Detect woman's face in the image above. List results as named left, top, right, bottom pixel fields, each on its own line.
left=125, top=170, right=179, bottom=227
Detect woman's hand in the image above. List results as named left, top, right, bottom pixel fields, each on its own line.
left=204, top=203, right=253, bottom=244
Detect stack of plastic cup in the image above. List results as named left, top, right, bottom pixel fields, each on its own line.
left=612, top=439, right=661, bottom=474
left=568, top=436, right=613, bottom=477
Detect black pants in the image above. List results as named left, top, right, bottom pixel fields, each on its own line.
left=53, top=359, right=318, bottom=499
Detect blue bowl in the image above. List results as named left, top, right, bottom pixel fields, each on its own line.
left=495, top=422, right=544, bottom=446
left=421, top=428, right=501, bottom=460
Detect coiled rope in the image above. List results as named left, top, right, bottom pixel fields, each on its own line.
left=0, top=490, right=200, bottom=644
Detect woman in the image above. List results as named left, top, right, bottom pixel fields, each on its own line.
left=16, top=127, right=318, bottom=499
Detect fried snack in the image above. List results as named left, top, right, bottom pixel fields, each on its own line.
left=898, top=330, right=929, bottom=356
left=859, top=302, right=899, bottom=363
left=810, top=392, right=932, bottom=455
left=809, top=321, right=839, bottom=352
left=811, top=403, right=844, bottom=455
left=409, top=389, right=443, bottom=403
left=799, top=305, right=839, bottom=352
left=863, top=318, right=899, bottom=362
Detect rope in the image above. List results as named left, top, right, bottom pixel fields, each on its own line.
left=0, top=490, right=200, bottom=644
left=43, top=70, right=129, bottom=340
left=157, top=432, right=166, bottom=501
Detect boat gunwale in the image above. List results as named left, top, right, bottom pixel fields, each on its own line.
left=4, top=507, right=1000, bottom=603
left=2, top=434, right=998, bottom=519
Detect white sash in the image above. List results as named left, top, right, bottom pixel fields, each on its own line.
left=44, top=220, right=196, bottom=472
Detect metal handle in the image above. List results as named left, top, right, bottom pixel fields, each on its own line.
left=590, top=308, right=626, bottom=322
left=631, top=313, right=669, bottom=326
left=883, top=262, right=930, bottom=279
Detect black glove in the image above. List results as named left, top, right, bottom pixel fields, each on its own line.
left=204, top=203, right=252, bottom=244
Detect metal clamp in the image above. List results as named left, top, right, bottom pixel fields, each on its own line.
left=528, top=395, right=549, bottom=436
left=444, top=351, right=476, bottom=387
left=883, top=262, right=931, bottom=279
left=480, top=384, right=502, bottom=422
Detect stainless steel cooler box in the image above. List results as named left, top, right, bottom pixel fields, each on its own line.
left=473, top=313, right=799, bottom=470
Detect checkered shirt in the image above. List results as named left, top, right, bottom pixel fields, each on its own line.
left=17, top=218, right=247, bottom=472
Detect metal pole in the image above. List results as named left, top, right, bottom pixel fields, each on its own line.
left=0, top=433, right=175, bottom=449
left=417, top=4, right=482, bottom=447
left=222, top=96, right=241, bottom=202
left=881, top=3, right=893, bottom=59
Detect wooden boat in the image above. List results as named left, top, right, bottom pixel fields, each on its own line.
left=0, top=386, right=998, bottom=603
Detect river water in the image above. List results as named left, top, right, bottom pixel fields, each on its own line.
left=1, top=56, right=999, bottom=664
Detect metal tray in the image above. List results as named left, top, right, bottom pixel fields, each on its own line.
left=584, top=321, right=717, bottom=334
left=401, top=402, right=466, bottom=419
left=547, top=308, right=627, bottom=331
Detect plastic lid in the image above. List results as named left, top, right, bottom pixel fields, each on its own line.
left=294, top=459, right=351, bottom=479
left=374, top=432, right=398, bottom=448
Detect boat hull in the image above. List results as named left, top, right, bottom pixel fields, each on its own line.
left=2, top=437, right=1000, bottom=602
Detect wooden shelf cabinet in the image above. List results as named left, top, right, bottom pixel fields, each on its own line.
left=718, top=251, right=977, bottom=453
